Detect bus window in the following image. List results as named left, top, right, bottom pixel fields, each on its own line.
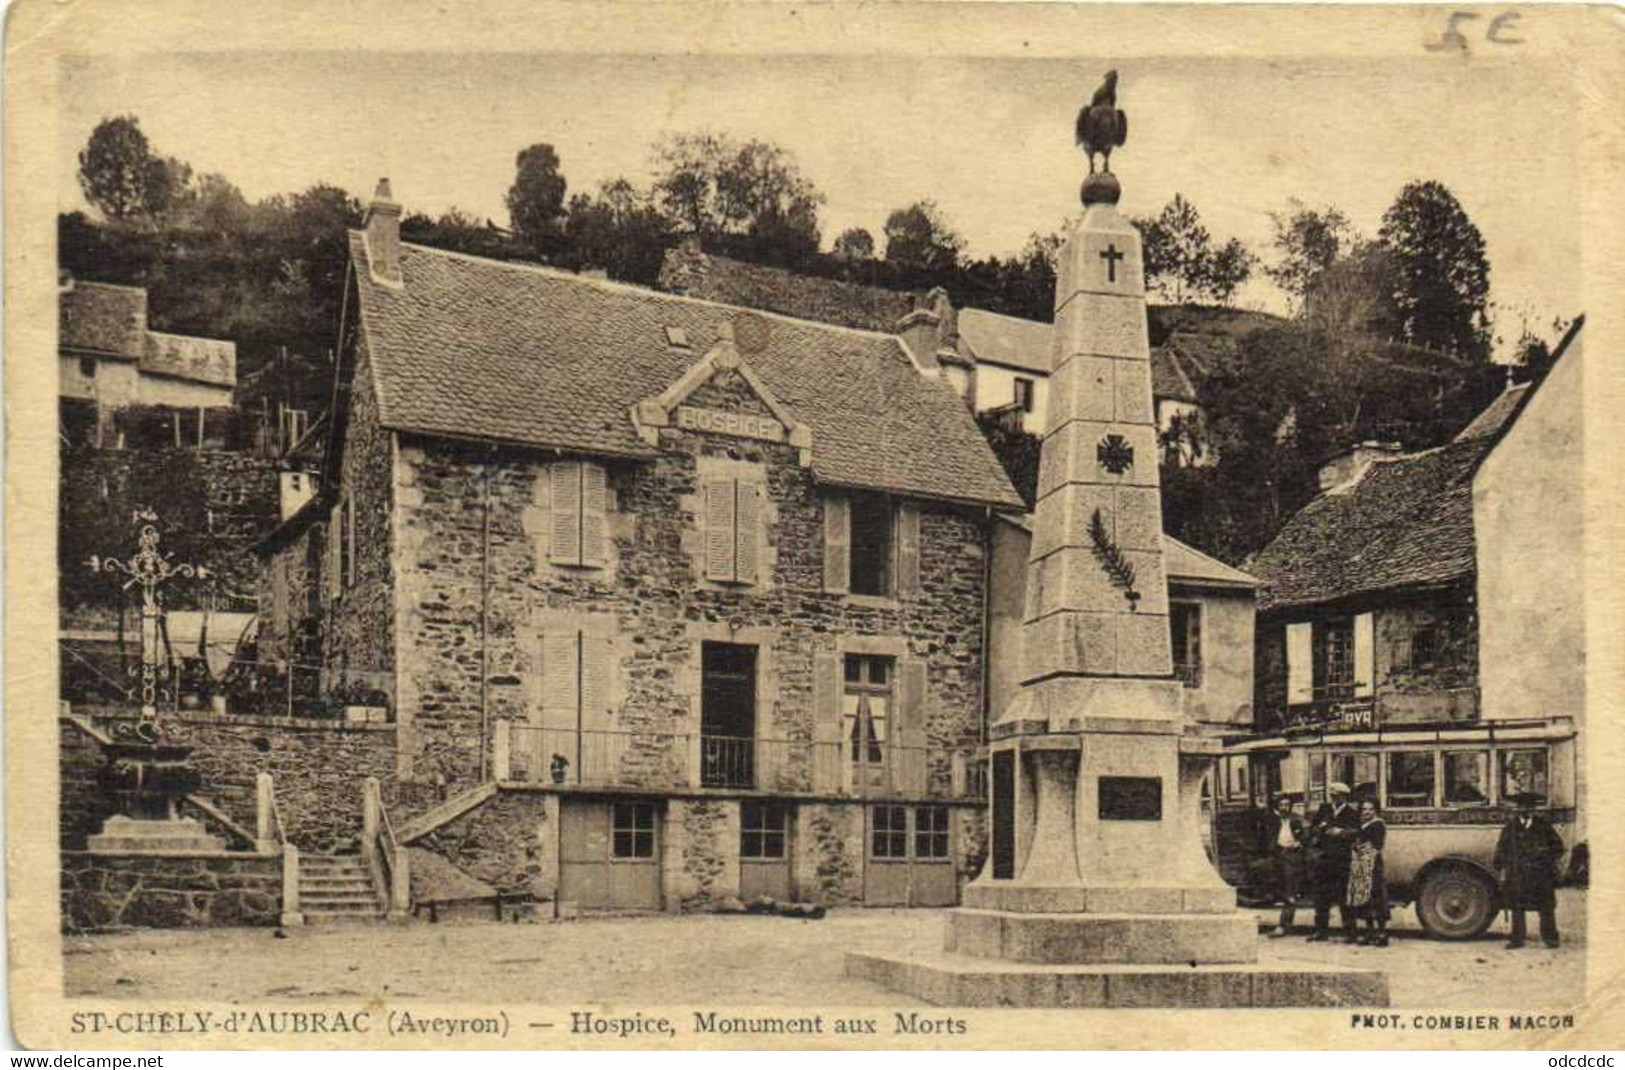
left=1249, top=753, right=1283, bottom=807
left=1385, top=751, right=1436, bottom=808
left=1307, top=751, right=1327, bottom=807
left=1330, top=753, right=1377, bottom=799
left=1227, top=758, right=1248, bottom=801
left=1499, top=749, right=1549, bottom=802
left=1442, top=751, right=1490, bottom=806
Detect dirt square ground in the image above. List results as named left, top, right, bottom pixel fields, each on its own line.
left=64, top=888, right=1586, bottom=1008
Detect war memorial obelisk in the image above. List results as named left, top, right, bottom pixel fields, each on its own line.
left=847, top=73, right=1388, bottom=1008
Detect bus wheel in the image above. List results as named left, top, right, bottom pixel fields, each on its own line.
left=1416, top=867, right=1497, bottom=940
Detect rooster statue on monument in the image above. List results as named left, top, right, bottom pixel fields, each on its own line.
left=1075, top=69, right=1129, bottom=205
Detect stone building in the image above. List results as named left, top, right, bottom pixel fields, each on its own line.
left=1246, top=318, right=1584, bottom=775
left=260, top=182, right=1023, bottom=911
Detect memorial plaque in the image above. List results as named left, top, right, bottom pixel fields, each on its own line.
left=1098, top=776, right=1162, bottom=821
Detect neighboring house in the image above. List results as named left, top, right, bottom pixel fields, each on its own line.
left=259, top=182, right=1023, bottom=912
left=657, top=242, right=1230, bottom=456
left=988, top=514, right=1258, bottom=731
left=59, top=278, right=237, bottom=449
left=1247, top=318, right=1584, bottom=744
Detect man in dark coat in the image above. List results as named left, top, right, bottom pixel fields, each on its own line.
left=1307, top=782, right=1361, bottom=942
left=1260, top=793, right=1307, bottom=936
left=1494, top=792, right=1565, bottom=949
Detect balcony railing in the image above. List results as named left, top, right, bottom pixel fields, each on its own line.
left=507, top=726, right=978, bottom=801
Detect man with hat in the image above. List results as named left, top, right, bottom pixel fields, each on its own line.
left=1306, top=781, right=1361, bottom=942
left=1494, top=791, right=1566, bottom=949
left=1258, top=792, right=1307, bottom=937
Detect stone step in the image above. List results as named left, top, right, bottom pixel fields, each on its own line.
left=301, top=889, right=380, bottom=903
left=299, top=878, right=375, bottom=892
left=304, top=909, right=384, bottom=923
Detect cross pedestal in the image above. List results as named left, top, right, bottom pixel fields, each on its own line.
left=847, top=196, right=1387, bottom=1008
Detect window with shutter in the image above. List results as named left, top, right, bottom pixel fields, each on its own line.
left=849, top=494, right=893, bottom=597
left=734, top=483, right=760, bottom=585
left=811, top=653, right=842, bottom=792
left=704, top=479, right=736, bottom=581
left=1286, top=622, right=1313, bottom=705
left=822, top=496, right=850, bottom=594
left=894, top=502, right=921, bottom=598
left=548, top=461, right=610, bottom=568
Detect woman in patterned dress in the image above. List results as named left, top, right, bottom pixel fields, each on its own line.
left=1346, top=798, right=1390, bottom=947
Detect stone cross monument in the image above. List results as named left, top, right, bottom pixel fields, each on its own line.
left=849, top=72, right=1387, bottom=1007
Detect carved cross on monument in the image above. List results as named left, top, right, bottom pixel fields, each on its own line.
left=1099, top=242, right=1125, bottom=283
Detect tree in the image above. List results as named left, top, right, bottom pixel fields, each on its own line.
left=564, top=178, right=675, bottom=284
left=505, top=143, right=568, bottom=247
left=1377, top=181, right=1492, bottom=363
left=1131, top=194, right=1253, bottom=305
left=832, top=227, right=875, bottom=261
left=883, top=199, right=965, bottom=274
left=1266, top=200, right=1356, bottom=307
left=77, top=115, right=183, bottom=222
left=650, top=132, right=824, bottom=262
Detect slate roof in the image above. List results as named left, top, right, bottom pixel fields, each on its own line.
left=956, top=308, right=1053, bottom=374
left=59, top=282, right=147, bottom=358
left=142, top=332, right=236, bottom=387
left=60, top=281, right=236, bottom=387
left=351, top=235, right=1022, bottom=509
left=1247, top=384, right=1538, bottom=614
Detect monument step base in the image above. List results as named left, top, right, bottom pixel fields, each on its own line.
left=86, top=836, right=229, bottom=853
left=846, top=951, right=1388, bottom=1008
left=948, top=908, right=1258, bottom=965
left=964, top=882, right=1235, bottom=915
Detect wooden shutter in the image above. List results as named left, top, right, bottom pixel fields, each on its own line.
left=705, top=479, right=736, bottom=581
left=822, top=495, right=850, bottom=594
left=812, top=653, right=842, bottom=792
left=549, top=462, right=582, bottom=565
left=581, top=463, right=609, bottom=568
left=896, top=659, right=929, bottom=795
left=1286, top=622, right=1313, bottom=704
left=579, top=631, right=616, bottom=732
left=1353, top=612, right=1375, bottom=697
left=539, top=629, right=580, bottom=731
left=895, top=502, right=921, bottom=598
left=734, top=483, right=760, bottom=585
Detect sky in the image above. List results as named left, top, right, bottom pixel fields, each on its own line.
left=58, top=48, right=1582, bottom=352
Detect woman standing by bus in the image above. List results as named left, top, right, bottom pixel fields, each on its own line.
left=1346, top=798, right=1390, bottom=946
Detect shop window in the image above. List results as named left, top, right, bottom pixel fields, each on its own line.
left=740, top=801, right=788, bottom=860
left=1499, top=749, right=1549, bottom=803
left=843, top=655, right=893, bottom=767
left=849, top=494, right=893, bottom=597
left=1443, top=751, right=1490, bottom=806
left=914, top=806, right=950, bottom=859
left=1385, top=751, right=1436, bottom=808
left=871, top=804, right=908, bottom=859
left=611, top=802, right=656, bottom=859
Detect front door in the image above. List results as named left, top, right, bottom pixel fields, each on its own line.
left=738, top=800, right=793, bottom=901
left=863, top=804, right=957, bottom=907
left=701, top=642, right=756, bottom=788
left=559, top=799, right=663, bottom=912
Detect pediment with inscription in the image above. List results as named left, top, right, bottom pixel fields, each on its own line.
left=631, top=320, right=812, bottom=464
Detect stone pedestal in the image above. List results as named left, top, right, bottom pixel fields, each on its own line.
left=87, top=815, right=225, bottom=854
left=847, top=157, right=1386, bottom=1008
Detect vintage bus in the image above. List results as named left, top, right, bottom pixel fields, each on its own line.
left=1208, top=717, right=1581, bottom=939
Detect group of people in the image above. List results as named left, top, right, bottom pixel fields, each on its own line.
left=1250, top=783, right=1565, bottom=949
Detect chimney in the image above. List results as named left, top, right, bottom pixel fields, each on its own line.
left=1318, top=441, right=1403, bottom=493
left=896, top=292, right=946, bottom=373
left=363, top=178, right=403, bottom=287
left=658, top=236, right=710, bottom=297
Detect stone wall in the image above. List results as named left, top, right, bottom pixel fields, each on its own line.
left=62, top=851, right=281, bottom=932
left=324, top=339, right=395, bottom=687
left=796, top=802, right=864, bottom=906
left=66, top=710, right=398, bottom=854
left=60, top=719, right=118, bottom=850
left=391, top=395, right=992, bottom=791
left=412, top=791, right=557, bottom=899
left=664, top=798, right=741, bottom=908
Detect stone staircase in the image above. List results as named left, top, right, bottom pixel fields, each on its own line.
left=298, top=854, right=383, bottom=923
